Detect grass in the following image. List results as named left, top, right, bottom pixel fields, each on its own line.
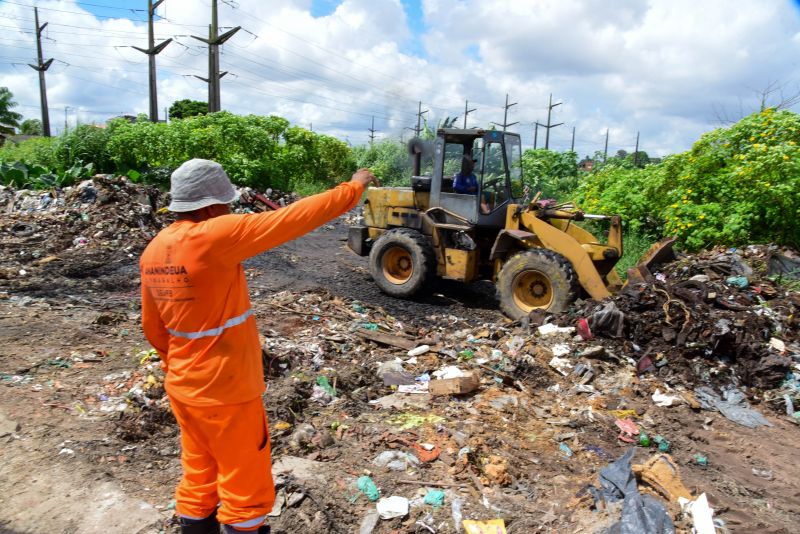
left=617, top=229, right=659, bottom=279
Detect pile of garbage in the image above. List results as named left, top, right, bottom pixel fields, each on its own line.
left=0, top=176, right=170, bottom=293
left=0, top=177, right=297, bottom=296
left=561, top=246, right=799, bottom=406
left=122, top=247, right=794, bottom=533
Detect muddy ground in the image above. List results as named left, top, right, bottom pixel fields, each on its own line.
left=1, top=212, right=799, bottom=533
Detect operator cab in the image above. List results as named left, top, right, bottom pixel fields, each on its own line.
left=412, top=128, right=524, bottom=227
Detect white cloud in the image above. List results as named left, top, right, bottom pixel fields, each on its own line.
left=1, top=0, right=799, bottom=157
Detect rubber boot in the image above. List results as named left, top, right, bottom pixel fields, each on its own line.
left=222, top=525, right=270, bottom=534
left=180, top=511, right=220, bottom=534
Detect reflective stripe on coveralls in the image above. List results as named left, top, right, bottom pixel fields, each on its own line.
left=167, top=308, right=254, bottom=340
left=228, top=515, right=267, bottom=529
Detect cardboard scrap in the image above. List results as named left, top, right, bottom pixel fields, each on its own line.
left=463, top=519, right=507, bottom=534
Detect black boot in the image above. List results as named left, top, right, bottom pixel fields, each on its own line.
left=180, top=511, right=220, bottom=534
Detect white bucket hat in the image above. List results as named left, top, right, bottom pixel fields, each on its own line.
left=168, top=158, right=237, bottom=212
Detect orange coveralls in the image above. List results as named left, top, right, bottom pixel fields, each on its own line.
left=140, top=182, right=363, bottom=529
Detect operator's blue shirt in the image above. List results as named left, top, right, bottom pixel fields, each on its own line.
left=453, top=172, right=478, bottom=194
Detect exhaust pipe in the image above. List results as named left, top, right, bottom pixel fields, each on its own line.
left=407, top=137, right=425, bottom=176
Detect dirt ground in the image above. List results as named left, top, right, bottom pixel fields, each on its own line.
left=1, top=196, right=799, bottom=533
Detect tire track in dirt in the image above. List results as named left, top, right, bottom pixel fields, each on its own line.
left=244, top=217, right=505, bottom=326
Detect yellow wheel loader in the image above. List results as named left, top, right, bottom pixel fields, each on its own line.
left=347, top=128, right=674, bottom=320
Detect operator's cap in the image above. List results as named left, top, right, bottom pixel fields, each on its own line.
left=168, top=158, right=237, bottom=212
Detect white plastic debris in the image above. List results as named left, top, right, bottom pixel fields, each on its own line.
left=407, top=345, right=431, bottom=357
left=549, top=356, right=573, bottom=376
left=397, top=383, right=429, bottom=394
left=652, top=389, right=682, bottom=407
left=376, top=496, right=409, bottom=519
left=432, top=366, right=468, bottom=379
left=770, top=338, right=786, bottom=353
left=373, top=451, right=420, bottom=471
left=678, top=493, right=716, bottom=534
left=537, top=324, right=576, bottom=337
left=551, top=343, right=571, bottom=357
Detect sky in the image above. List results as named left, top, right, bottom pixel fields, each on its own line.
left=2, top=0, right=800, bottom=157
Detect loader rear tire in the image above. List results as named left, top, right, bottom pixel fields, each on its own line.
left=369, top=228, right=436, bottom=298
left=496, top=249, right=579, bottom=319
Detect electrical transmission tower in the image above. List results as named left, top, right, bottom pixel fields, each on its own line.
left=543, top=93, right=563, bottom=150
left=133, top=0, right=172, bottom=122
left=192, top=0, right=240, bottom=112
left=463, top=100, right=476, bottom=129
left=368, top=116, right=378, bottom=146
left=415, top=101, right=428, bottom=137
left=28, top=8, right=53, bottom=137
left=491, top=93, right=518, bottom=131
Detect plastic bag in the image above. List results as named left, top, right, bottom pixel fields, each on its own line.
left=589, top=449, right=675, bottom=534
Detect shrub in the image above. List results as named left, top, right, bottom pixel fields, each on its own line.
left=575, top=109, right=800, bottom=250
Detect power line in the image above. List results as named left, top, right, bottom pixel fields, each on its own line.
left=1, top=0, right=147, bottom=14
left=216, top=45, right=418, bottom=121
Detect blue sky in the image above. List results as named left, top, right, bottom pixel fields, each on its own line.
left=2, top=0, right=800, bottom=156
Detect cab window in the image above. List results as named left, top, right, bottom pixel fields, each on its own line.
left=481, top=141, right=509, bottom=211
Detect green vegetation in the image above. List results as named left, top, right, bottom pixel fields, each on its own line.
left=20, top=119, right=43, bottom=136
left=576, top=108, right=800, bottom=250
left=0, top=112, right=354, bottom=192
left=168, top=99, right=208, bottom=120
left=0, top=87, right=22, bottom=136
left=520, top=149, right=579, bottom=199
left=352, top=140, right=409, bottom=186
left=1, top=105, right=796, bottom=252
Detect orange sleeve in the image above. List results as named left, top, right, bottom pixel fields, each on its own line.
left=208, top=181, right=364, bottom=265
left=140, top=273, right=171, bottom=371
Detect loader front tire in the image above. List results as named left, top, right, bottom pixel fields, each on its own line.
left=497, top=249, right=579, bottom=319
left=369, top=228, right=436, bottom=298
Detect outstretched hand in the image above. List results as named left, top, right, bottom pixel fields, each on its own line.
left=350, top=168, right=380, bottom=189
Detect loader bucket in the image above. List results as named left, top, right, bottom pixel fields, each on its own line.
left=625, top=237, right=677, bottom=286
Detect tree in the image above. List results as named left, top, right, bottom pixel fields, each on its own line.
left=169, top=99, right=208, bottom=120
left=712, top=80, right=800, bottom=125
left=0, top=87, right=22, bottom=135
left=20, top=119, right=43, bottom=136
left=520, top=149, right=579, bottom=200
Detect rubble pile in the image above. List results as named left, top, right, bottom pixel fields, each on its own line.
left=108, top=258, right=797, bottom=532
left=0, top=176, right=170, bottom=295
left=2, top=176, right=798, bottom=531
left=0, top=178, right=297, bottom=297
left=563, top=246, right=799, bottom=400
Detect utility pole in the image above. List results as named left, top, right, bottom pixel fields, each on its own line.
left=603, top=128, right=609, bottom=162
left=533, top=122, right=540, bottom=149
left=133, top=0, right=172, bottom=122
left=544, top=93, right=563, bottom=150
left=192, top=0, right=240, bottom=112
left=634, top=131, right=640, bottom=166
left=570, top=126, right=575, bottom=152
left=414, top=101, right=428, bottom=137
left=492, top=93, right=518, bottom=131
left=368, top=116, right=377, bottom=146
left=64, top=106, right=69, bottom=133
left=463, top=99, right=476, bottom=129
left=28, top=8, right=53, bottom=137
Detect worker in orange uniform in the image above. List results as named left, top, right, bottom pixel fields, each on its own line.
left=140, top=159, right=378, bottom=534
